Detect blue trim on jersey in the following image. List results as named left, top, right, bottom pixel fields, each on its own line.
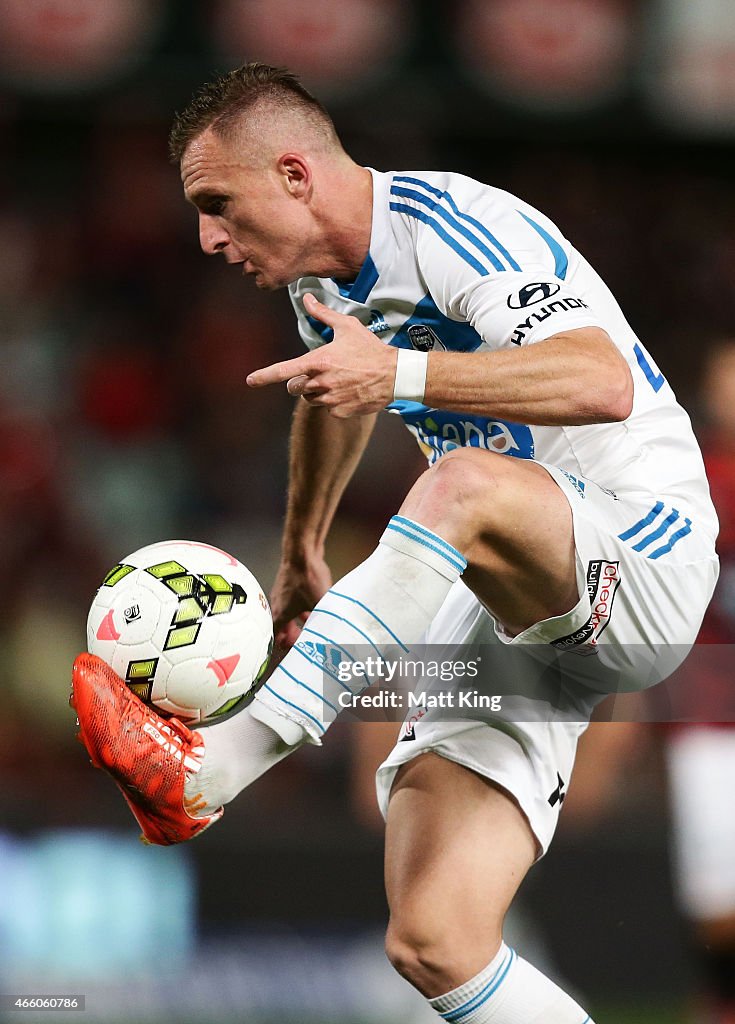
left=386, top=522, right=466, bottom=574
left=634, top=342, right=666, bottom=393
left=331, top=278, right=352, bottom=298
left=329, top=591, right=408, bottom=652
left=276, top=662, right=338, bottom=713
left=518, top=212, right=568, bottom=280
left=632, top=509, right=680, bottom=552
left=442, top=192, right=522, bottom=271
left=306, top=314, right=334, bottom=343
left=617, top=501, right=665, bottom=542
left=330, top=254, right=379, bottom=303
left=391, top=515, right=467, bottom=569
left=262, top=682, right=325, bottom=733
left=389, top=293, right=485, bottom=354
left=389, top=202, right=489, bottom=277
left=291, top=644, right=351, bottom=694
left=349, top=252, right=380, bottom=303
left=393, top=174, right=443, bottom=198
left=389, top=400, right=429, bottom=415
left=391, top=184, right=506, bottom=272
left=440, top=949, right=515, bottom=1021
left=649, top=519, right=692, bottom=559
left=301, top=627, right=356, bottom=664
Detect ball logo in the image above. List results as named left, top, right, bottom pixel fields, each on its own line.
left=507, top=282, right=561, bottom=309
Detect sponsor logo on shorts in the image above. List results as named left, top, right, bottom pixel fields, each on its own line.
left=400, top=706, right=427, bottom=741
left=551, top=559, right=621, bottom=652
left=548, top=772, right=566, bottom=807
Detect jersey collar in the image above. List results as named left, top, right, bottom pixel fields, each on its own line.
left=330, top=168, right=389, bottom=305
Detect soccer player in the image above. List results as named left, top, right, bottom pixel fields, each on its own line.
left=72, top=64, right=719, bottom=1024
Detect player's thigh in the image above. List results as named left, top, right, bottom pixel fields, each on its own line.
left=399, top=450, right=578, bottom=631
left=384, top=752, right=537, bottom=985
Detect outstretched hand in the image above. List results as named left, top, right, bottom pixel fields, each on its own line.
left=246, top=294, right=397, bottom=418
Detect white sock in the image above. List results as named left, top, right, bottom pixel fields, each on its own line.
left=183, top=516, right=466, bottom=815
left=184, top=704, right=298, bottom=814
left=250, top=515, right=466, bottom=743
left=429, top=943, right=594, bottom=1024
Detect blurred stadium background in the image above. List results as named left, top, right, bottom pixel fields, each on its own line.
left=2, top=1, right=735, bottom=1021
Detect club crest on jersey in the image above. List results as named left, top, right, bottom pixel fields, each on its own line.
left=507, top=282, right=561, bottom=309
left=367, top=310, right=390, bottom=335
left=407, top=324, right=445, bottom=352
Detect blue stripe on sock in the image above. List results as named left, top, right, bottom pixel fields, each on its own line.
left=441, top=949, right=515, bottom=1022
left=262, top=682, right=326, bottom=733
left=649, top=519, right=692, bottom=559
left=300, top=627, right=356, bottom=663
left=309, top=608, right=387, bottom=661
left=329, top=591, right=408, bottom=653
left=275, top=662, right=338, bottom=713
left=617, top=501, right=664, bottom=541
left=386, top=522, right=466, bottom=575
left=391, top=515, right=467, bottom=569
left=291, top=644, right=352, bottom=693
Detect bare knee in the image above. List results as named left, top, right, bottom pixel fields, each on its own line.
left=384, top=914, right=502, bottom=998
left=403, top=450, right=507, bottom=549
left=425, top=449, right=501, bottom=512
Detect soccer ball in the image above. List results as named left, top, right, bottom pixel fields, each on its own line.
left=87, top=540, right=273, bottom=723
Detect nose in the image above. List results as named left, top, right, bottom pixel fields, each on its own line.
left=198, top=213, right=230, bottom=256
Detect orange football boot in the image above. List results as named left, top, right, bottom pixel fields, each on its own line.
left=71, top=653, right=223, bottom=845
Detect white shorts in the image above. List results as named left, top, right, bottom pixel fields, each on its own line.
left=666, top=726, right=735, bottom=920
left=376, top=464, right=719, bottom=855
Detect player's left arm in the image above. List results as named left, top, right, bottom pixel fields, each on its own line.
left=247, top=293, right=632, bottom=425
left=423, top=326, right=632, bottom=425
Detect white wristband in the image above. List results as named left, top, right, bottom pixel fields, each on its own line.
left=393, top=348, right=428, bottom=403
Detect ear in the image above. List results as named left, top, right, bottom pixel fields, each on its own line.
left=277, top=153, right=311, bottom=199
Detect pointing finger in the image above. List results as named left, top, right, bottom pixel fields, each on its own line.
left=247, top=353, right=315, bottom=388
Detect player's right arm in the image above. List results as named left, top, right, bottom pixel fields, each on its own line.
left=271, top=399, right=376, bottom=645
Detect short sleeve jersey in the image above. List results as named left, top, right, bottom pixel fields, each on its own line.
left=288, top=169, right=718, bottom=537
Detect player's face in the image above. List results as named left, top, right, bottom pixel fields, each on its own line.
left=181, top=129, right=313, bottom=290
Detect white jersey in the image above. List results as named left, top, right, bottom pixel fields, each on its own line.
left=289, top=168, right=718, bottom=539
